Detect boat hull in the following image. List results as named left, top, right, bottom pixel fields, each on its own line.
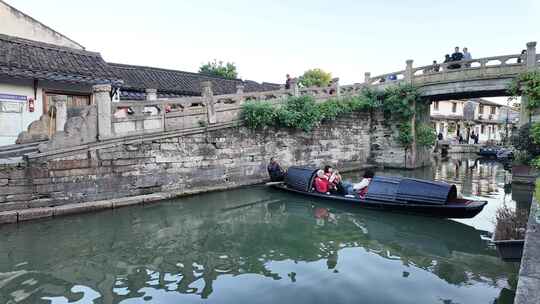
left=270, top=183, right=486, bottom=219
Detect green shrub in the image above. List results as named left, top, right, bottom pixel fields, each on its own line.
left=382, top=84, right=419, bottom=121
left=299, top=68, right=332, bottom=87
left=397, top=122, right=413, bottom=148
left=277, top=95, right=322, bottom=131
left=241, top=101, right=276, bottom=129
left=508, top=71, right=540, bottom=110
left=531, top=122, right=540, bottom=144
left=199, top=59, right=238, bottom=79
left=512, top=123, right=540, bottom=156
left=531, top=156, right=540, bottom=169
left=416, top=123, right=436, bottom=147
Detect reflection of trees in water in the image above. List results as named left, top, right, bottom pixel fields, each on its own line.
left=0, top=198, right=516, bottom=303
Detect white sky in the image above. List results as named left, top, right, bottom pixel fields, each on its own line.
left=5, top=0, right=540, bottom=104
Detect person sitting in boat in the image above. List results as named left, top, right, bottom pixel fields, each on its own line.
left=267, top=157, right=285, bottom=182
left=352, top=169, right=375, bottom=198
left=324, top=165, right=353, bottom=195
left=314, top=170, right=331, bottom=194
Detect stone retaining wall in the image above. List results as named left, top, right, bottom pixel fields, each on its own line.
left=514, top=199, right=540, bottom=304
left=0, top=112, right=403, bottom=223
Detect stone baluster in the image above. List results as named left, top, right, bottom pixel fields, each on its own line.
left=236, top=85, right=245, bottom=104
left=290, top=78, right=299, bottom=97
left=202, top=81, right=216, bottom=124
left=94, top=84, right=112, bottom=140
left=53, top=95, right=67, bottom=132
left=332, top=77, right=340, bottom=97
left=524, top=42, right=538, bottom=124
left=145, top=88, right=165, bottom=131
left=405, top=59, right=414, bottom=84
left=145, top=88, right=157, bottom=101
left=364, top=72, right=371, bottom=84
left=134, top=104, right=144, bottom=131
left=526, top=41, right=537, bottom=71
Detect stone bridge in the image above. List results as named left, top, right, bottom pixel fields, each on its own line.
left=8, top=41, right=536, bottom=156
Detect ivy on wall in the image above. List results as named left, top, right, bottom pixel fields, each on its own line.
left=508, top=71, right=540, bottom=167
left=241, top=84, right=436, bottom=148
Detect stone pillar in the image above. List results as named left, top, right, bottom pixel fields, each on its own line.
left=94, top=84, right=112, bottom=140
left=236, top=85, right=245, bottom=104
left=236, top=85, right=244, bottom=94
left=405, top=59, right=414, bottom=84
left=53, top=95, right=67, bottom=132
left=526, top=41, right=537, bottom=71
left=145, top=88, right=157, bottom=101
left=364, top=72, right=371, bottom=84
left=290, top=78, right=299, bottom=96
left=332, top=77, right=340, bottom=97
left=520, top=42, right=537, bottom=126
left=202, top=81, right=216, bottom=124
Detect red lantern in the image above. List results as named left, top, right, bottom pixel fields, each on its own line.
left=28, top=98, right=35, bottom=112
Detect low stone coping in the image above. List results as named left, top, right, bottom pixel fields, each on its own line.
left=514, top=198, right=540, bottom=304
left=0, top=178, right=268, bottom=225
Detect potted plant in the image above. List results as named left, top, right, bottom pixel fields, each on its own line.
left=511, top=123, right=540, bottom=184
left=492, top=205, right=528, bottom=262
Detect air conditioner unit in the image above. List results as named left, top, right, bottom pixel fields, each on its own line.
left=489, top=114, right=494, bottom=120
left=478, top=115, right=483, bottom=120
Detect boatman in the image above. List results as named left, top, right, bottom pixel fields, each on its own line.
left=267, top=157, right=285, bottom=182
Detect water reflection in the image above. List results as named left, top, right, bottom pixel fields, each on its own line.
left=0, top=155, right=519, bottom=304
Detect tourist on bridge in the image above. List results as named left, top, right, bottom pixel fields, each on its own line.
left=449, top=47, right=464, bottom=69
left=267, top=157, right=285, bottom=182
left=425, top=60, right=441, bottom=73
left=443, top=54, right=451, bottom=63
left=517, top=49, right=526, bottom=63
left=463, top=47, right=472, bottom=67
left=285, top=74, right=293, bottom=89
left=432, top=60, right=440, bottom=72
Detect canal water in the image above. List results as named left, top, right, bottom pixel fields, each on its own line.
left=0, top=155, right=524, bottom=304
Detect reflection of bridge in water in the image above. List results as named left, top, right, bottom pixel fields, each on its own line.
left=0, top=189, right=516, bottom=303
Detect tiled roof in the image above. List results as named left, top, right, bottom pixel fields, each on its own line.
left=0, top=34, right=122, bottom=85
left=109, top=63, right=280, bottom=98
left=473, top=98, right=502, bottom=106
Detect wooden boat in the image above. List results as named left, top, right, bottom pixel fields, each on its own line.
left=269, top=166, right=487, bottom=219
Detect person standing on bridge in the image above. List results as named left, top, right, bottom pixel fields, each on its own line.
left=285, top=74, right=293, bottom=89
left=450, top=47, right=464, bottom=69
left=463, top=47, right=472, bottom=67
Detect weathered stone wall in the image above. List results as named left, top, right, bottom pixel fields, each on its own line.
left=0, top=113, right=375, bottom=215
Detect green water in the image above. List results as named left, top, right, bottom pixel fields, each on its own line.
left=0, top=155, right=523, bottom=304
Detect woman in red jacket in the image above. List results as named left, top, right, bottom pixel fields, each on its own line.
left=314, top=170, right=331, bottom=194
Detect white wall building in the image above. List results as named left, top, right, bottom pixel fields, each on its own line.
left=430, top=99, right=518, bottom=144
left=0, top=0, right=84, bottom=50
left=0, top=34, right=122, bottom=146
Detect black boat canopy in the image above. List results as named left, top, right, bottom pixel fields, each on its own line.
left=285, top=166, right=318, bottom=192
left=284, top=166, right=457, bottom=205
left=365, top=176, right=457, bottom=205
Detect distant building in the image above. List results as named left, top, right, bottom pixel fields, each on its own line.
left=110, top=63, right=279, bottom=100
left=430, top=99, right=519, bottom=143
left=0, top=0, right=84, bottom=49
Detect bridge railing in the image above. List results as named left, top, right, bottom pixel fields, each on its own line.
left=94, top=41, right=538, bottom=140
